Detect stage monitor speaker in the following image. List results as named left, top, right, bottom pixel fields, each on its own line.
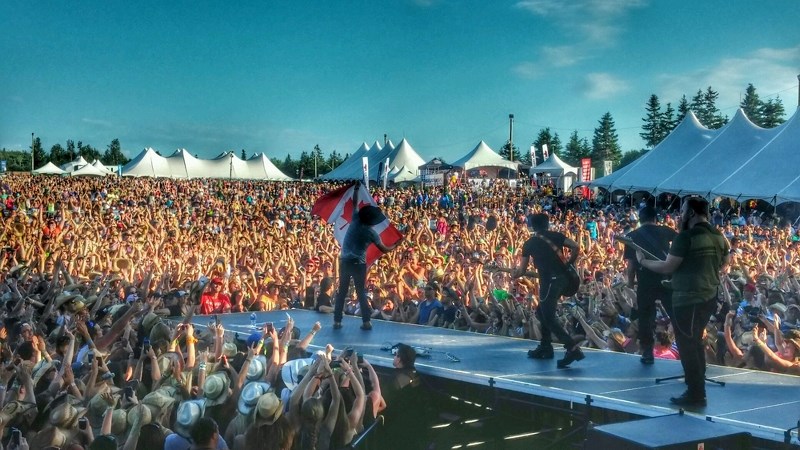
left=585, top=413, right=751, bottom=450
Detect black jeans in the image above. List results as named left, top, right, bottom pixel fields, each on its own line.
left=536, top=276, right=575, bottom=349
left=637, top=285, right=671, bottom=348
left=672, top=297, right=715, bottom=398
left=333, top=258, right=372, bottom=323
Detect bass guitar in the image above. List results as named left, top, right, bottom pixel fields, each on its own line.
left=533, top=232, right=581, bottom=297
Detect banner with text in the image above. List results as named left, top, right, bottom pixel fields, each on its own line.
left=362, top=157, right=369, bottom=189
left=581, top=158, right=592, bottom=182
left=529, top=146, right=536, bottom=167
left=603, top=160, right=613, bottom=177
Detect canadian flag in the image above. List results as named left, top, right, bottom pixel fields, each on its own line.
left=311, top=182, right=402, bottom=267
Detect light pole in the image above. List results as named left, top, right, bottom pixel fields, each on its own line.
left=229, top=153, right=234, bottom=179
left=31, top=132, right=34, bottom=172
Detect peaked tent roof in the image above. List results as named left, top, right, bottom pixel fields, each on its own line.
left=32, top=162, right=66, bottom=175
left=713, top=107, right=800, bottom=203
left=602, top=111, right=719, bottom=192
left=450, top=141, right=519, bottom=171
left=60, top=156, right=90, bottom=172
left=388, top=165, right=418, bottom=183
left=91, top=159, right=115, bottom=173
left=70, top=162, right=110, bottom=177
left=122, top=148, right=172, bottom=177
left=529, top=153, right=578, bottom=176
left=246, top=153, right=294, bottom=181
left=320, top=142, right=371, bottom=180
left=369, top=138, right=426, bottom=181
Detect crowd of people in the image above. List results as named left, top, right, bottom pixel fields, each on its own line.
left=0, top=172, right=799, bottom=449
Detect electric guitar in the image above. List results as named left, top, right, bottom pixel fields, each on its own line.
left=616, top=235, right=665, bottom=261
left=533, top=232, right=581, bottom=297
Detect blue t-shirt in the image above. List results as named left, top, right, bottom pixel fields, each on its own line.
left=418, top=299, right=443, bottom=325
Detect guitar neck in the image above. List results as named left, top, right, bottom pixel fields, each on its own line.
left=490, top=266, right=538, bottom=278
left=618, top=236, right=664, bottom=261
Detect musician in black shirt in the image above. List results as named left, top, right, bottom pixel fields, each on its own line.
left=514, top=213, right=584, bottom=368
left=623, top=206, right=677, bottom=364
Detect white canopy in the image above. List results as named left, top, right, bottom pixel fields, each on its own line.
left=529, top=153, right=578, bottom=177
left=122, top=148, right=291, bottom=180
left=588, top=108, right=800, bottom=204
left=70, top=163, right=110, bottom=177
left=369, top=138, right=426, bottom=182
left=320, top=142, right=375, bottom=181
left=32, top=162, right=66, bottom=175
left=450, top=141, right=519, bottom=172
left=60, top=156, right=90, bottom=173
left=91, top=159, right=116, bottom=173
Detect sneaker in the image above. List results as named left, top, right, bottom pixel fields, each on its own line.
left=557, top=347, right=585, bottom=368
left=670, top=391, right=706, bottom=407
left=360, top=322, right=372, bottom=331
left=527, top=346, right=554, bottom=359
left=333, top=322, right=342, bottom=330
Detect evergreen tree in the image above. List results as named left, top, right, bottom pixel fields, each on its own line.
left=663, top=102, right=677, bottom=133
left=676, top=95, right=690, bottom=124
left=691, top=87, right=727, bottom=128
left=103, top=139, right=128, bottom=165
left=640, top=94, right=664, bottom=148
left=760, top=97, right=786, bottom=128
left=78, top=142, right=102, bottom=161
left=241, top=149, right=247, bottom=160
left=562, top=131, right=590, bottom=166
left=66, top=139, right=76, bottom=160
left=49, top=143, right=68, bottom=166
left=532, top=128, right=561, bottom=163
left=326, top=150, right=344, bottom=171
left=32, top=137, right=46, bottom=169
left=591, top=112, right=622, bottom=170
left=499, top=141, right=521, bottom=162
left=312, top=144, right=326, bottom=176
left=740, top=83, right=764, bottom=124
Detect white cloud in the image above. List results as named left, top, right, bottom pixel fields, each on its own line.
left=657, top=44, right=800, bottom=111
left=512, top=0, right=647, bottom=74
left=82, top=117, right=114, bottom=128
left=583, top=72, right=630, bottom=100
left=511, top=61, right=541, bottom=79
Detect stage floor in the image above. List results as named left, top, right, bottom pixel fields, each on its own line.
left=178, top=310, right=800, bottom=444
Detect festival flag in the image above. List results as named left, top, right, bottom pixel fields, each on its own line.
left=311, top=182, right=402, bottom=267
left=542, top=144, right=549, bottom=161
left=529, top=145, right=536, bottom=167
left=382, top=157, right=390, bottom=190
left=361, top=157, right=369, bottom=189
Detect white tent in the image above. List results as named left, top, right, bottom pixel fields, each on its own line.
left=246, top=153, right=294, bottom=181
left=596, top=111, right=719, bottom=192
left=712, top=108, right=800, bottom=204
left=588, top=108, right=800, bottom=204
left=451, top=141, right=519, bottom=173
left=121, top=147, right=292, bottom=180
left=369, top=138, right=426, bottom=182
left=122, top=148, right=172, bottom=177
left=91, top=159, right=116, bottom=174
left=60, top=156, right=90, bottom=173
left=321, top=141, right=382, bottom=181
left=32, top=162, right=66, bottom=175
left=70, top=163, right=110, bottom=177
left=529, top=153, right=579, bottom=191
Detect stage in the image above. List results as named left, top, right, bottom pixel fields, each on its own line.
left=176, top=310, right=800, bottom=446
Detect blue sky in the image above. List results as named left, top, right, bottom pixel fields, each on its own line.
left=2, top=0, right=799, bottom=164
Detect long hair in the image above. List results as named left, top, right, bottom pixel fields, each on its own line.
left=297, top=397, right=325, bottom=450
left=244, top=415, right=295, bottom=450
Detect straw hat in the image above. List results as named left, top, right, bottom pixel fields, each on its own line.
left=115, top=258, right=132, bottom=271
left=237, top=381, right=271, bottom=416
left=0, top=400, right=36, bottom=427
left=28, top=427, right=68, bottom=449
left=32, top=361, right=57, bottom=388
left=202, top=372, right=231, bottom=407
left=142, top=386, right=178, bottom=414
left=222, top=342, right=238, bottom=358
left=174, top=399, right=206, bottom=438
left=253, top=392, right=283, bottom=425
left=110, top=409, right=128, bottom=435
left=127, top=404, right=152, bottom=427
left=280, top=358, right=313, bottom=391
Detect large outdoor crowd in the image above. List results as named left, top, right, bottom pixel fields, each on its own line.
left=0, top=172, right=798, bottom=449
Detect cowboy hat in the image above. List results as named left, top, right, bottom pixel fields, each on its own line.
left=246, top=355, right=267, bottom=382
left=127, top=404, right=152, bottom=427
left=280, top=358, right=313, bottom=391
left=222, top=342, right=238, bottom=358
left=202, top=372, right=231, bottom=407
left=174, top=399, right=206, bottom=438
left=12, top=222, right=25, bottom=236
left=237, top=381, right=271, bottom=416
left=48, top=401, right=87, bottom=429
left=115, top=258, right=132, bottom=271
left=253, top=392, right=282, bottom=425
left=0, top=400, right=36, bottom=428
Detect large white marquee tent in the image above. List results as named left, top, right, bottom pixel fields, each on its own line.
left=450, top=141, right=519, bottom=175
left=122, top=148, right=292, bottom=180
left=588, top=108, right=800, bottom=204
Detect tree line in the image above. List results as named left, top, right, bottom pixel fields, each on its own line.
left=2, top=83, right=786, bottom=176
left=496, top=82, right=786, bottom=178
left=0, top=138, right=130, bottom=172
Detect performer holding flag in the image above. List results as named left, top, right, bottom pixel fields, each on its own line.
left=312, top=181, right=403, bottom=330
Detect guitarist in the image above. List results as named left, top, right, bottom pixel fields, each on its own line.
left=514, top=213, right=584, bottom=368
left=623, top=206, right=677, bottom=365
